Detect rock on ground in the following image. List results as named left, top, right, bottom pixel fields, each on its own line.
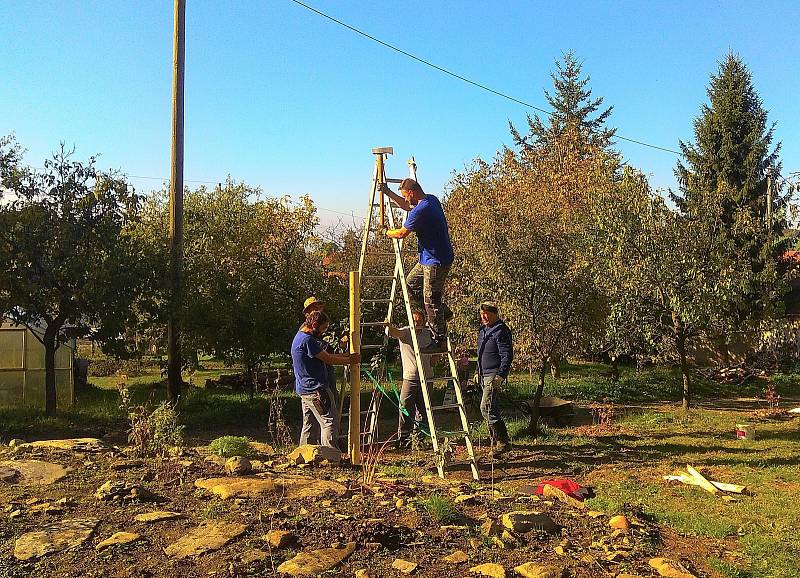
left=285, top=444, right=342, bottom=466
left=514, top=562, right=565, bottom=578
left=276, top=542, right=356, bottom=576
left=470, top=562, right=506, bottom=578
left=14, top=518, right=99, bottom=560
left=19, top=438, right=106, bottom=452
left=264, top=529, right=296, bottom=549
left=0, top=460, right=70, bottom=485
left=391, top=558, right=418, bottom=574
left=225, top=456, right=252, bottom=475
left=443, top=550, right=469, bottom=564
left=95, top=531, right=141, bottom=550
left=194, top=474, right=347, bottom=500
left=648, top=558, right=697, bottom=578
left=133, top=511, right=185, bottom=523
left=95, top=480, right=160, bottom=502
left=500, top=511, right=558, bottom=533
left=164, top=521, right=248, bottom=559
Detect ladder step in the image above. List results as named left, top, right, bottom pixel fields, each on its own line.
left=361, top=321, right=389, bottom=327
left=386, top=178, right=404, bottom=184
left=361, top=344, right=384, bottom=350
left=363, top=275, right=394, bottom=280
left=425, top=376, right=457, bottom=382
left=431, top=403, right=463, bottom=411
left=362, top=299, right=392, bottom=304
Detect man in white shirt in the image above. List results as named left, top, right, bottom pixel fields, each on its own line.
left=386, top=310, right=433, bottom=449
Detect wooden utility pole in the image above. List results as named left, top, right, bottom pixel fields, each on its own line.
left=167, top=0, right=185, bottom=403
left=348, top=271, right=362, bottom=465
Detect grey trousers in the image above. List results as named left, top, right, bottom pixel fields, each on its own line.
left=480, top=374, right=506, bottom=427
left=299, top=386, right=340, bottom=449
left=406, top=263, right=450, bottom=338
left=398, top=379, right=427, bottom=441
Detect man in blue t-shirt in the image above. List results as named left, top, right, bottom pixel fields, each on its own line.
left=382, top=178, right=453, bottom=354
left=291, top=310, right=359, bottom=449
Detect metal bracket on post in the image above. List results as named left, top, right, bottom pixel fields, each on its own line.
left=373, top=147, right=393, bottom=229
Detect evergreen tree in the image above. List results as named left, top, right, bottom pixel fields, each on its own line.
left=674, top=53, right=781, bottom=235
left=510, top=51, right=616, bottom=151
left=673, top=53, right=786, bottom=326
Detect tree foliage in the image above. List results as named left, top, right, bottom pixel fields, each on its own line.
left=510, top=51, right=616, bottom=152
left=0, top=136, right=156, bottom=414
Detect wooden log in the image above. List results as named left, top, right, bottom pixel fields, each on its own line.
left=686, top=465, right=718, bottom=494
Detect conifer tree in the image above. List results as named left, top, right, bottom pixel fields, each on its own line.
left=510, top=51, right=616, bottom=150
left=673, top=53, right=786, bottom=326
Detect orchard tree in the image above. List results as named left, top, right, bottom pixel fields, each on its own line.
left=140, top=181, right=342, bottom=397
left=447, top=129, right=614, bottom=434
left=0, top=137, right=156, bottom=415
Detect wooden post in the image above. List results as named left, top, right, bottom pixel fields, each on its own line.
left=167, top=0, right=185, bottom=403
left=348, top=270, right=362, bottom=465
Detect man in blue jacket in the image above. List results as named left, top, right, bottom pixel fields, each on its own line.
left=383, top=178, right=453, bottom=354
left=476, top=301, right=513, bottom=454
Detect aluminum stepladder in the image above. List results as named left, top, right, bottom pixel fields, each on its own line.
left=351, top=146, right=479, bottom=480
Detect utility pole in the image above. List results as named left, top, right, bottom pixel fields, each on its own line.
left=167, top=0, right=185, bottom=403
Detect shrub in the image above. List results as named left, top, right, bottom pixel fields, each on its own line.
left=209, top=435, right=254, bottom=458
left=121, top=386, right=184, bottom=457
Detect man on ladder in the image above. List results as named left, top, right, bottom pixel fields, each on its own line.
left=380, top=178, right=453, bottom=354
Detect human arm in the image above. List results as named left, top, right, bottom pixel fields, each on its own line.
left=386, top=227, right=411, bottom=239
left=385, top=324, right=404, bottom=340
left=496, top=325, right=514, bottom=378
left=378, top=183, right=411, bottom=211
left=316, top=349, right=360, bottom=366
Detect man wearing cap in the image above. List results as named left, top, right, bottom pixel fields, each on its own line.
left=476, top=301, right=513, bottom=454
left=381, top=178, right=453, bottom=355
left=303, top=296, right=324, bottom=317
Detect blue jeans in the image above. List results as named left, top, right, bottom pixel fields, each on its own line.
left=479, top=374, right=504, bottom=426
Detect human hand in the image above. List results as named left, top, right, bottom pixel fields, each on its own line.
left=348, top=352, right=361, bottom=365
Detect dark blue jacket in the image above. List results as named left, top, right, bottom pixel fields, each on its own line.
left=477, top=319, right=513, bottom=378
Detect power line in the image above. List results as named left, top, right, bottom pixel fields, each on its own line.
left=287, top=0, right=683, bottom=156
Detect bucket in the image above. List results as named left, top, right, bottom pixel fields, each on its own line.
left=736, top=423, right=756, bottom=440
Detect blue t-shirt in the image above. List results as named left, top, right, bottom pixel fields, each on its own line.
left=403, top=194, right=454, bottom=266
left=291, top=330, right=328, bottom=395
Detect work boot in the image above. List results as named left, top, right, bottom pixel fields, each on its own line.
left=493, top=421, right=511, bottom=455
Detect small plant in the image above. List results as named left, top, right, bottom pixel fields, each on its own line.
left=201, top=497, right=227, bottom=519
left=361, top=434, right=397, bottom=486
left=765, top=381, right=780, bottom=410
left=210, top=435, right=254, bottom=458
left=119, top=385, right=185, bottom=457
left=419, top=494, right=459, bottom=523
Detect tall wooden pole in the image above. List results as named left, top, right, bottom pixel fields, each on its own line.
left=167, top=0, right=185, bottom=403
left=348, top=271, right=362, bottom=465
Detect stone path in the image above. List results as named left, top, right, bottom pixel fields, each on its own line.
left=0, top=460, right=70, bottom=485
left=164, top=521, right=248, bottom=559
left=194, top=474, right=347, bottom=500
left=14, top=518, right=99, bottom=561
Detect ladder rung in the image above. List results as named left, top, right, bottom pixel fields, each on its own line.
left=363, top=275, right=394, bottom=280
left=361, top=321, right=389, bottom=327
left=425, top=376, right=456, bottom=382
left=386, top=178, right=403, bottom=184
left=361, top=344, right=384, bottom=350
left=367, top=251, right=416, bottom=256
left=431, top=403, right=462, bottom=411
left=362, top=299, right=392, bottom=304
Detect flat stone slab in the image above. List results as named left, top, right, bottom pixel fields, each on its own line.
left=14, top=518, right=99, bottom=560
left=195, top=474, right=347, bottom=500
left=20, top=438, right=107, bottom=453
left=164, top=521, right=247, bottom=559
left=0, top=460, right=69, bottom=485
left=134, top=511, right=185, bottom=523
left=277, top=542, right=356, bottom=576
left=96, top=531, right=142, bottom=550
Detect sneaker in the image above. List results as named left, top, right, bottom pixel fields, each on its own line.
left=420, top=337, right=448, bottom=354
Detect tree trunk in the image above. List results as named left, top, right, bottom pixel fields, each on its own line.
left=529, top=362, right=548, bottom=437
left=550, top=353, right=561, bottom=379
left=42, top=328, right=59, bottom=416
left=246, top=364, right=255, bottom=402
left=673, top=313, right=691, bottom=411
left=610, top=355, right=620, bottom=382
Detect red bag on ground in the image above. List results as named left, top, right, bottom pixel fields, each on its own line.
left=533, top=479, right=591, bottom=501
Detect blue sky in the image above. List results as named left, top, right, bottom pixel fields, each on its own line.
left=2, top=1, right=798, bottom=225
